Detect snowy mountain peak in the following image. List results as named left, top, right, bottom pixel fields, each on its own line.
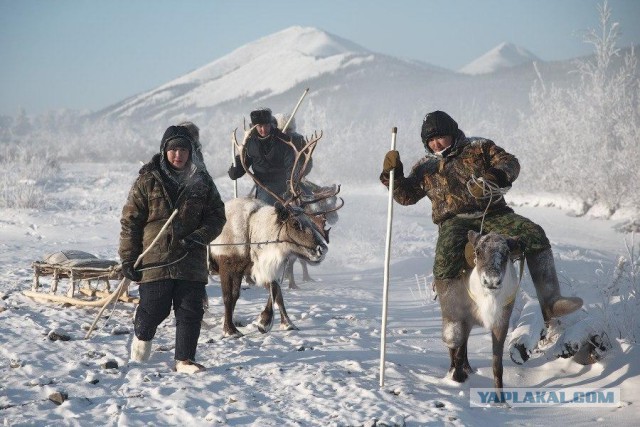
left=458, top=42, right=539, bottom=75
left=104, top=26, right=375, bottom=119
left=167, top=26, right=370, bottom=86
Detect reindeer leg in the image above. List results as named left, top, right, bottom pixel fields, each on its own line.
left=300, top=260, right=314, bottom=282
left=443, top=318, right=471, bottom=383
left=449, top=346, right=468, bottom=383
left=492, top=324, right=509, bottom=397
left=462, top=342, right=474, bottom=374
left=271, top=281, right=298, bottom=331
left=221, top=270, right=243, bottom=338
left=257, top=282, right=275, bottom=333
left=285, top=259, right=298, bottom=290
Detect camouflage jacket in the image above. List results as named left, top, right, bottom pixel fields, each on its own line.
left=380, top=133, right=520, bottom=225
left=119, top=154, right=226, bottom=283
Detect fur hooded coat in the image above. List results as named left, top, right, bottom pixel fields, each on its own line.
left=119, top=150, right=226, bottom=284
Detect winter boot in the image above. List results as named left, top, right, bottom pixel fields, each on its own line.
left=130, top=336, right=152, bottom=362
left=175, top=359, right=206, bottom=374
left=526, top=248, right=583, bottom=322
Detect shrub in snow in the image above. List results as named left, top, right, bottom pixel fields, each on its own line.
left=593, top=233, right=640, bottom=343
left=516, top=1, right=640, bottom=215
left=0, top=145, right=59, bottom=208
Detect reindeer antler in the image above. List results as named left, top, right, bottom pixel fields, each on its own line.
left=278, top=131, right=323, bottom=206
left=233, top=127, right=288, bottom=206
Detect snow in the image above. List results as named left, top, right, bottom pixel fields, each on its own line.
left=458, top=42, right=540, bottom=75
left=1, top=162, right=639, bottom=426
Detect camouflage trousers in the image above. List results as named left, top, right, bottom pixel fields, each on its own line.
left=433, top=210, right=551, bottom=279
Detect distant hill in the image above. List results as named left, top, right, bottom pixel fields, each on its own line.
left=459, top=42, right=540, bottom=75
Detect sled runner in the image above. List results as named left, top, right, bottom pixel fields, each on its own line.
left=23, top=250, right=139, bottom=306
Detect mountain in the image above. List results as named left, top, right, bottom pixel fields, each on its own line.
left=99, top=26, right=448, bottom=122
left=458, top=42, right=540, bottom=75
left=86, top=27, right=601, bottom=183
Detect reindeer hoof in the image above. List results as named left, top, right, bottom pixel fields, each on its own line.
left=279, top=322, right=299, bottom=331
left=288, top=283, right=299, bottom=290
left=450, top=368, right=468, bottom=383
left=223, top=329, right=244, bottom=339
left=257, top=322, right=273, bottom=334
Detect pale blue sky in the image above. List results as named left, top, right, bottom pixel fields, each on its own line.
left=1, top=0, right=639, bottom=116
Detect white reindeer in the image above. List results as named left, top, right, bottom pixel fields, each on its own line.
left=209, top=127, right=339, bottom=337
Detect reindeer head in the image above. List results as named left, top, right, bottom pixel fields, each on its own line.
left=274, top=202, right=328, bottom=265
left=468, top=231, right=520, bottom=290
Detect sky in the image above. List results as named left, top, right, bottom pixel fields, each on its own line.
left=1, top=0, right=639, bottom=116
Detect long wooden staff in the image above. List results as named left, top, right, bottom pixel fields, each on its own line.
left=282, top=88, right=309, bottom=133
left=84, top=209, right=179, bottom=339
left=231, top=132, right=238, bottom=198
left=379, top=127, right=397, bottom=387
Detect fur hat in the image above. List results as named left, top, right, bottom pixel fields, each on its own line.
left=250, top=108, right=273, bottom=126
left=161, top=125, right=193, bottom=153
left=420, top=111, right=458, bottom=145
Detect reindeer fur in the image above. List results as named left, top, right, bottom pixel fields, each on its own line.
left=210, top=198, right=328, bottom=337
left=434, top=230, right=520, bottom=395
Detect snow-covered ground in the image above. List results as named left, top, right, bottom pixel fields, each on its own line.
left=1, top=162, right=638, bottom=426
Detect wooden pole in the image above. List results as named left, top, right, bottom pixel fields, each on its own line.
left=84, top=209, right=179, bottom=339
left=379, top=127, right=397, bottom=387
left=282, top=88, right=309, bottom=133
left=232, top=131, right=238, bottom=198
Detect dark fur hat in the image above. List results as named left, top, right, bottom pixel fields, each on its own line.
left=420, top=111, right=458, bottom=145
left=250, top=108, right=273, bottom=126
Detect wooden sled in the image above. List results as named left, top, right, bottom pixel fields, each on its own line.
left=24, top=250, right=139, bottom=306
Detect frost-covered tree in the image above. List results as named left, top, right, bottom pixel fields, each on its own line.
left=517, top=1, right=640, bottom=214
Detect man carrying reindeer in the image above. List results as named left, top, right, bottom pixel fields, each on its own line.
left=380, top=111, right=583, bottom=383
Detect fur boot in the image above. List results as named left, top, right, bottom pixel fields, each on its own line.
left=526, top=248, right=583, bottom=322
left=130, top=336, right=152, bottom=362
left=175, top=359, right=206, bottom=374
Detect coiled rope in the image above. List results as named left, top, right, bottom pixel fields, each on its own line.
left=466, top=175, right=510, bottom=234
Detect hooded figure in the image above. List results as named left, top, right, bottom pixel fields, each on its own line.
left=119, top=125, right=226, bottom=374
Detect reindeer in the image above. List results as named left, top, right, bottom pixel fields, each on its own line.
left=285, top=182, right=343, bottom=288
left=209, top=127, right=340, bottom=337
left=433, top=230, right=521, bottom=397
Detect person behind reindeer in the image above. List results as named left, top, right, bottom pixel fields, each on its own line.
left=227, top=108, right=296, bottom=205
left=119, top=125, right=226, bottom=374
left=177, top=120, right=207, bottom=172
left=380, top=110, right=582, bottom=324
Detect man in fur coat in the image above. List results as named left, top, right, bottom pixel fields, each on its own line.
left=119, top=125, right=226, bottom=373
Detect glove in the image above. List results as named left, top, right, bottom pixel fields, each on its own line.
left=483, top=167, right=510, bottom=188
left=121, top=261, right=142, bottom=282
left=227, top=155, right=244, bottom=179
left=382, top=150, right=403, bottom=176
left=179, top=235, right=203, bottom=252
